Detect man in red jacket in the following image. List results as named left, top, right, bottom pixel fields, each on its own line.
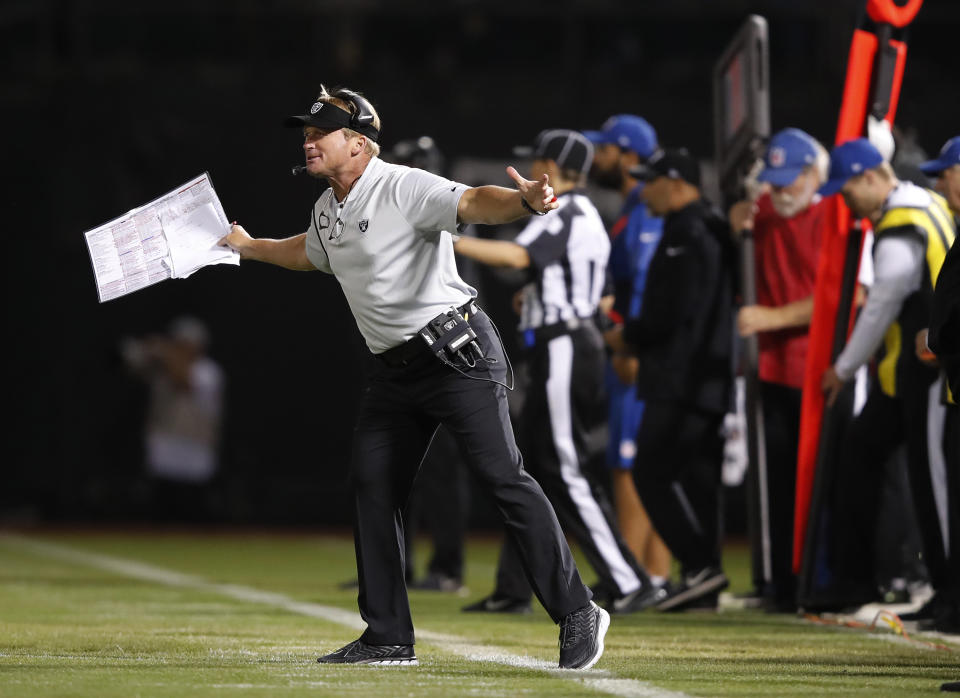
left=729, top=128, right=829, bottom=612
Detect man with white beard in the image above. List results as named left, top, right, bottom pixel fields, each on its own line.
left=729, top=127, right=829, bottom=612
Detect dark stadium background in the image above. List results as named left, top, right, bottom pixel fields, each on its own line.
left=4, top=0, right=957, bottom=528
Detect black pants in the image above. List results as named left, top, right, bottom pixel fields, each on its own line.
left=757, top=382, right=801, bottom=606
left=832, top=381, right=951, bottom=593
left=403, top=425, right=467, bottom=582
left=632, top=400, right=725, bottom=574
left=944, top=405, right=960, bottom=605
left=492, top=327, right=649, bottom=601
left=351, top=309, right=590, bottom=645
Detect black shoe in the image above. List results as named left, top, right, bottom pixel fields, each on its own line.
left=942, top=681, right=960, bottom=692
left=878, top=580, right=911, bottom=605
left=558, top=601, right=610, bottom=670
left=588, top=580, right=617, bottom=607
left=900, top=593, right=944, bottom=621
left=917, top=603, right=960, bottom=634
left=610, top=583, right=668, bottom=614
left=317, top=638, right=418, bottom=666
left=409, top=572, right=464, bottom=593
left=462, top=594, right=532, bottom=614
left=657, top=567, right=729, bottom=612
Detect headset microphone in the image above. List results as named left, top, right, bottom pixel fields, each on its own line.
left=291, top=165, right=307, bottom=175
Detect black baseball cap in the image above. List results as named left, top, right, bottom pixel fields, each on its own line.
left=513, top=129, right=594, bottom=176
left=629, top=148, right=701, bottom=187
left=285, top=99, right=380, bottom=142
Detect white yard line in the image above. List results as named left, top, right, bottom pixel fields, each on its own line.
left=1, top=533, right=690, bottom=698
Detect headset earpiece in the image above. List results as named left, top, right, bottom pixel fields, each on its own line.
left=334, top=88, right=376, bottom=131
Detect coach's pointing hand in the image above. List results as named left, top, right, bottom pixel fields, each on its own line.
left=507, top=166, right=559, bottom=215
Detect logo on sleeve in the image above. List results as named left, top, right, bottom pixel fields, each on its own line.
left=358, top=219, right=369, bottom=233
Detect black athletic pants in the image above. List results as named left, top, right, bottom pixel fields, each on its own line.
left=757, top=382, right=801, bottom=607
left=832, top=381, right=951, bottom=594
left=492, top=326, right=649, bottom=602
left=351, top=309, right=590, bottom=645
left=944, top=405, right=960, bottom=607
left=403, top=426, right=467, bottom=582
left=632, top=400, right=725, bottom=575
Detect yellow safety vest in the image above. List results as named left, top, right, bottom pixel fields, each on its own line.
left=874, top=188, right=956, bottom=399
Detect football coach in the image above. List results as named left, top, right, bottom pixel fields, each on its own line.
left=219, top=85, right=609, bottom=670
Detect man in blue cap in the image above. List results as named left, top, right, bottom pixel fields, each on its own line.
left=729, top=127, right=829, bottom=612
left=819, top=138, right=957, bottom=620
left=918, top=135, right=960, bottom=220
left=584, top=115, right=672, bottom=596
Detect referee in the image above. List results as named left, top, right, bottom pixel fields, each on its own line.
left=454, top=129, right=662, bottom=614
left=219, top=86, right=608, bottom=670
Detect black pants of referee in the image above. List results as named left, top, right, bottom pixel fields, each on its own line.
left=491, top=326, right=650, bottom=603
left=832, top=380, right=952, bottom=596
left=632, top=400, right=725, bottom=575
left=351, top=307, right=590, bottom=646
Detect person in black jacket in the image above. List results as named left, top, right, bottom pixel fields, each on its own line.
left=918, top=225, right=960, bottom=634
left=606, top=148, right=735, bottom=611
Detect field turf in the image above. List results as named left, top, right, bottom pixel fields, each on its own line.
left=1, top=530, right=957, bottom=697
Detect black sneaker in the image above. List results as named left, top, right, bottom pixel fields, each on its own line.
left=317, top=638, right=418, bottom=666
left=588, top=580, right=617, bottom=608
left=900, top=592, right=943, bottom=621
left=409, top=572, right=464, bottom=593
left=462, top=594, right=532, bottom=614
left=558, top=601, right=610, bottom=670
left=656, top=567, right=729, bottom=612
left=610, top=583, right=668, bottom=614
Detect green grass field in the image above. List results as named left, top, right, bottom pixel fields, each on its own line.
left=1, top=530, right=957, bottom=697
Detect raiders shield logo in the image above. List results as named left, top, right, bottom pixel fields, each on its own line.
left=359, top=219, right=369, bottom=233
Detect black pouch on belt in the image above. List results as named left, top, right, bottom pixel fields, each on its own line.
left=419, top=306, right=485, bottom=368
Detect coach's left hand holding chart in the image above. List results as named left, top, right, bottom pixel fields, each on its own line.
left=83, top=172, right=239, bottom=302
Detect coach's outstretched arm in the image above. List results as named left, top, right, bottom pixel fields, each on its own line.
left=218, top=226, right=316, bottom=271
left=457, top=166, right=558, bottom=225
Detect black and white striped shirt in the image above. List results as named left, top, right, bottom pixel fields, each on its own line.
left=515, top=191, right=610, bottom=330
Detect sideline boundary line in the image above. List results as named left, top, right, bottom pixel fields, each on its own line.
left=1, top=533, right=689, bottom=698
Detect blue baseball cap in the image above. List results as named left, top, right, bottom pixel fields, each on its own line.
left=583, top=115, right=658, bottom=159
left=818, top=138, right=885, bottom=197
left=756, top=128, right=819, bottom=187
left=918, top=136, right=960, bottom=176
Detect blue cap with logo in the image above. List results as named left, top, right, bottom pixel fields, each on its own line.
left=583, top=115, right=658, bottom=159
left=757, top=128, right=819, bottom=187
left=918, top=136, right=960, bottom=176
left=818, top=138, right=885, bottom=197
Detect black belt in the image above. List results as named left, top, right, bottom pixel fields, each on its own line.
left=376, top=300, right=482, bottom=368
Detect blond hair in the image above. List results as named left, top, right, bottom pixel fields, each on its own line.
left=316, top=85, right=381, bottom=157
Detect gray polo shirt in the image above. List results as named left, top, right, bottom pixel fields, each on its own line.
left=305, top=157, right=476, bottom=353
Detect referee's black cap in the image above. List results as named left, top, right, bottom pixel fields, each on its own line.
left=513, top=130, right=594, bottom=176
left=630, top=148, right=701, bottom=187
